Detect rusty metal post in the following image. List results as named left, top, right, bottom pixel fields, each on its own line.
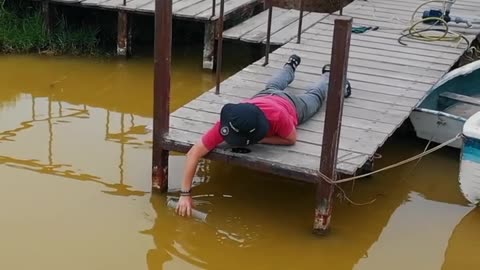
left=215, top=0, right=225, bottom=95
left=117, top=11, right=129, bottom=57
left=297, top=0, right=305, bottom=44
left=152, top=0, right=172, bottom=193
left=263, top=1, right=273, bottom=66
left=313, top=17, right=353, bottom=235
left=211, top=0, right=216, bottom=18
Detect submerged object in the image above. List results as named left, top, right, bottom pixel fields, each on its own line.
left=460, top=112, right=480, bottom=205
left=167, top=199, right=208, bottom=222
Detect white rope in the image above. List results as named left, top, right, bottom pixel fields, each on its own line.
left=319, top=133, right=462, bottom=185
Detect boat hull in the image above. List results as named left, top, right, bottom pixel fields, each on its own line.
left=410, top=108, right=465, bottom=149
left=460, top=112, right=480, bottom=205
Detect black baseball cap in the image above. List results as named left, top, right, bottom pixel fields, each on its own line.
left=219, top=103, right=270, bottom=147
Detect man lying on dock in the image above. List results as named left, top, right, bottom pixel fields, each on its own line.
left=176, top=55, right=352, bottom=217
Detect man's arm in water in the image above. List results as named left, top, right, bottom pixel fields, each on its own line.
left=176, top=141, right=209, bottom=217
left=182, top=141, right=209, bottom=192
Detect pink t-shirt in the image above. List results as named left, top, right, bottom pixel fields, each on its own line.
left=202, top=95, right=298, bottom=151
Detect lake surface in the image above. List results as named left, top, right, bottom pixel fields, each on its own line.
left=0, top=48, right=478, bottom=269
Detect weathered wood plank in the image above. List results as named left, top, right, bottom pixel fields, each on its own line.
left=122, top=0, right=153, bottom=11
left=228, top=71, right=414, bottom=111
left=258, top=57, right=439, bottom=87
left=241, top=9, right=301, bottom=43
left=299, top=33, right=461, bottom=60
left=353, top=0, right=480, bottom=16
left=169, top=108, right=378, bottom=160
left=197, top=91, right=408, bottom=125
left=267, top=47, right=445, bottom=80
left=183, top=97, right=402, bottom=138
left=241, top=65, right=431, bottom=99
left=275, top=45, right=450, bottom=72
left=267, top=12, right=328, bottom=45
left=169, top=113, right=379, bottom=156
left=194, top=81, right=401, bottom=134
left=223, top=7, right=288, bottom=40
left=283, top=38, right=455, bottom=66
left=173, top=0, right=210, bottom=14
left=81, top=0, right=106, bottom=6
left=163, top=128, right=362, bottom=177
left=99, top=0, right=134, bottom=8
left=311, top=19, right=469, bottom=51
left=196, top=0, right=259, bottom=20
left=258, top=56, right=436, bottom=95
left=224, top=70, right=413, bottom=111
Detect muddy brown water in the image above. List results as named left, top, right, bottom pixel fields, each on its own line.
left=0, top=49, right=478, bottom=269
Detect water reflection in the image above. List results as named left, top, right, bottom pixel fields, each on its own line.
left=0, top=94, right=151, bottom=196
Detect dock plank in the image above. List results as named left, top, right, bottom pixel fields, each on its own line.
left=223, top=7, right=288, bottom=40
left=267, top=12, right=328, bottom=45
left=241, top=9, right=301, bottom=43
left=183, top=98, right=400, bottom=140
left=196, top=0, right=259, bottom=20
left=164, top=129, right=362, bottom=178
left=170, top=109, right=380, bottom=155
left=240, top=65, right=431, bottom=98
left=123, top=0, right=153, bottom=11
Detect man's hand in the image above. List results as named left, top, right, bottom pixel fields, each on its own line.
left=175, top=141, right=209, bottom=217
left=176, top=195, right=194, bottom=217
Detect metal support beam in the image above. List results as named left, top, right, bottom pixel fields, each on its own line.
left=152, top=0, right=172, bottom=193
left=297, top=0, right=305, bottom=44
left=263, top=1, right=273, bottom=66
left=313, top=17, right=353, bottom=235
left=215, top=0, right=225, bottom=94
left=211, top=0, right=216, bottom=18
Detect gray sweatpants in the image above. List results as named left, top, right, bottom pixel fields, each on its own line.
left=253, top=65, right=329, bottom=124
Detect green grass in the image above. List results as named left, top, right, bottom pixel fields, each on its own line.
left=0, top=1, right=101, bottom=55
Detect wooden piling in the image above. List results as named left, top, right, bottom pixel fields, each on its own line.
left=41, top=0, right=52, bottom=36
left=215, top=0, right=225, bottom=94
left=313, top=17, right=352, bottom=235
left=117, top=11, right=130, bottom=57
left=152, top=0, right=172, bottom=193
left=203, top=22, right=215, bottom=70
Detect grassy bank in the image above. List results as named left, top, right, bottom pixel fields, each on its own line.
left=0, top=1, right=100, bottom=55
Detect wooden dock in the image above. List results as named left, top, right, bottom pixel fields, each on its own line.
left=39, top=0, right=262, bottom=68
left=223, top=7, right=328, bottom=46
left=161, top=0, right=478, bottom=181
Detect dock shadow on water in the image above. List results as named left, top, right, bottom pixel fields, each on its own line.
left=0, top=45, right=479, bottom=269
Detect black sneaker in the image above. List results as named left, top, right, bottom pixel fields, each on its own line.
left=322, top=64, right=330, bottom=74
left=322, top=64, right=352, bottom=98
left=285, top=54, right=301, bottom=71
left=345, top=81, right=352, bottom=98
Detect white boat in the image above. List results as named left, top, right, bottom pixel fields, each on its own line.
left=460, top=112, right=480, bottom=205
left=410, top=60, right=480, bottom=149
left=410, top=60, right=480, bottom=204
